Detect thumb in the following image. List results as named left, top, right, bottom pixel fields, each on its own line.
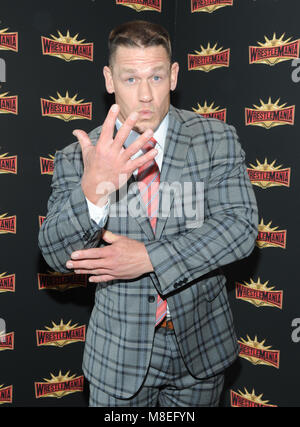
left=102, top=230, right=120, bottom=244
left=73, top=129, right=92, bottom=152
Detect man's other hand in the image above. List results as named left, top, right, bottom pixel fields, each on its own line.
left=65, top=230, right=154, bottom=282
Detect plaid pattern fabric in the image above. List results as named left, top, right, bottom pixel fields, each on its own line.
left=38, top=105, right=258, bottom=399
left=89, top=328, right=224, bottom=407
left=136, top=137, right=167, bottom=327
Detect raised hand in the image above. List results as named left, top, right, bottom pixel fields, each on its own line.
left=73, top=104, right=157, bottom=207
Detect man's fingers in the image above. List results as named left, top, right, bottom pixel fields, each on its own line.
left=97, top=104, right=120, bottom=148
left=73, top=129, right=92, bottom=151
left=68, top=258, right=111, bottom=270
left=89, top=275, right=115, bottom=283
left=129, top=148, right=157, bottom=171
left=102, top=230, right=120, bottom=244
left=122, top=128, right=154, bottom=160
left=74, top=268, right=112, bottom=276
left=113, top=111, right=139, bottom=147
left=70, top=247, right=110, bottom=260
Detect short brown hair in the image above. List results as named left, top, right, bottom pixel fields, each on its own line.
left=108, top=20, right=172, bottom=65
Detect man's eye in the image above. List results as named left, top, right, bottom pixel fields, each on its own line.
left=153, top=75, right=161, bottom=81
left=127, top=77, right=135, bottom=83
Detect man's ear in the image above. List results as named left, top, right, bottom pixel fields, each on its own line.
left=103, top=66, right=115, bottom=94
left=170, top=62, right=179, bottom=91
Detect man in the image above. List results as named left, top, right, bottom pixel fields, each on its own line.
left=38, top=20, right=258, bottom=407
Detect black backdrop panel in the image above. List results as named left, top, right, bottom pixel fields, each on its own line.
left=0, top=0, right=299, bottom=407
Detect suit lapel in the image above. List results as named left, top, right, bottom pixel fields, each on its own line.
left=126, top=175, right=156, bottom=240
left=154, top=107, right=191, bottom=239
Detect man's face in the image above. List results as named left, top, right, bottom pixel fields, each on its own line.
left=103, top=45, right=179, bottom=133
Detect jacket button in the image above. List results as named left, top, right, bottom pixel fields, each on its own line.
left=148, top=296, right=155, bottom=303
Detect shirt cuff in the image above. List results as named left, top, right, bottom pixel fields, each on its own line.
left=86, top=197, right=109, bottom=227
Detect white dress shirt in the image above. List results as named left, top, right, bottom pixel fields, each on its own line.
left=85, top=113, right=170, bottom=317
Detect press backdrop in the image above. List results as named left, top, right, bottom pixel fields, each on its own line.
left=0, top=0, right=299, bottom=407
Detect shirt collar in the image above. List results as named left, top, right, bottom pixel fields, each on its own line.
left=116, top=113, right=169, bottom=151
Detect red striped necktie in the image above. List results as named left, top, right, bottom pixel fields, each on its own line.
left=137, top=137, right=167, bottom=327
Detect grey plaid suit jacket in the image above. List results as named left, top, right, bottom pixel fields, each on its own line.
left=38, top=105, right=258, bottom=399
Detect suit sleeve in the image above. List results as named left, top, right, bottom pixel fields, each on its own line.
left=144, top=124, right=259, bottom=296
left=38, top=148, right=104, bottom=272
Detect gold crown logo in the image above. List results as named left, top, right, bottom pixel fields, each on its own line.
left=239, top=335, right=272, bottom=351
left=41, top=371, right=80, bottom=398
left=47, top=31, right=88, bottom=62
left=45, top=319, right=78, bottom=332
left=252, top=97, right=289, bottom=112
left=258, top=219, right=279, bottom=233
left=244, top=277, right=274, bottom=292
left=248, top=159, right=290, bottom=189
left=192, top=101, right=222, bottom=114
left=250, top=33, right=299, bottom=66
left=236, top=388, right=276, bottom=406
left=41, top=91, right=91, bottom=122
left=258, top=33, right=294, bottom=48
left=49, top=30, right=85, bottom=45
left=194, top=42, right=224, bottom=56
left=249, top=158, right=283, bottom=172
left=44, top=320, right=80, bottom=348
left=48, top=91, right=85, bottom=106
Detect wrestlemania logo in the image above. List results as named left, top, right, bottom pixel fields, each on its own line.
left=235, top=277, right=283, bottom=309
left=0, top=28, right=18, bottom=52
left=0, top=92, right=18, bottom=115
left=192, top=101, right=227, bottom=122
left=0, top=153, right=17, bottom=174
left=245, top=97, right=295, bottom=129
left=36, top=320, right=86, bottom=348
left=188, top=42, right=230, bottom=72
left=38, top=271, right=88, bottom=291
left=0, top=385, right=13, bottom=405
left=191, top=0, right=233, bottom=13
left=256, top=219, right=287, bottom=249
left=0, top=331, right=14, bottom=351
left=247, top=159, right=291, bottom=189
left=34, top=371, right=84, bottom=399
left=116, top=0, right=162, bottom=12
left=0, top=272, right=15, bottom=293
left=41, top=91, right=92, bottom=122
left=41, top=30, right=93, bottom=62
left=40, top=154, right=54, bottom=175
left=249, top=33, right=299, bottom=66
left=238, top=335, right=280, bottom=369
left=230, top=388, right=277, bottom=407
left=0, top=213, right=16, bottom=235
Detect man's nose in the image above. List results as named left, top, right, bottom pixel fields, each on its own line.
left=138, top=79, right=153, bottom=102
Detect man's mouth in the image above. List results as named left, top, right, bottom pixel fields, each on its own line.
left=138, top=110, right=154, bottom=120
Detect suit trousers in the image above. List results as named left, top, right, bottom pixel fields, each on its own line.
left=88, top=326, right=225, bottom=407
